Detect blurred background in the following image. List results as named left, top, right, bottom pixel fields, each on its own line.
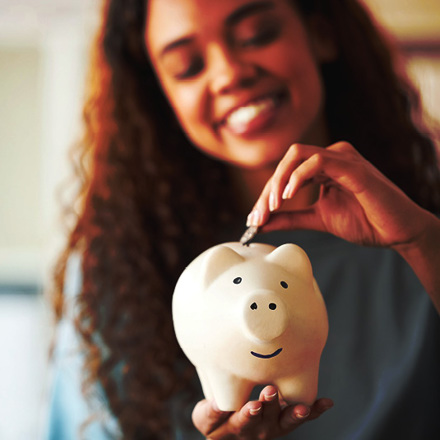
left=0, top=0, right=439, bottom=439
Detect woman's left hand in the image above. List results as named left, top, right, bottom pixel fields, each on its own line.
left=192, top=385, right=333, bottom=439
left=247, top=141, right=440, bottom=312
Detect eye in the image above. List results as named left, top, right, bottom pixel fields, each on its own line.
left=175, top=55, right=204, bottom=80
left=233, top=277, right=242, bottom=285
left=161, top=47, right=205, bottom=81
left=234, top=16, right=281, bottom=49
left=240, top=25, right=280, bottom=48
left=280, top=281, right=288, bottom=289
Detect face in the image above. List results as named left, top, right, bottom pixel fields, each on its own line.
left=145, top=0, right=332, bottom=169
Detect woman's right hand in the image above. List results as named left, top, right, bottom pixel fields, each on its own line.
left=192, top=385, right=333, bottom=439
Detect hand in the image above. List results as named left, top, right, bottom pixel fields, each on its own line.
left=248, top=141, right=433, bottom=249
left=192, top=385, right=333, bottom=440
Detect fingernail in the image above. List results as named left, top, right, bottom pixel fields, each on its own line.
left=269, top=192, right=277, bottom=212
left=249, top=405, right=262, bottom=416
left=246, top=212, right=252, bottom=227
left=246, top=209, right=261, bottom=227
left=282, top=183, right=293, bottom=200
left=293, top=407, right=310, bottom=420
left=265, top=391, right=278, bottom=402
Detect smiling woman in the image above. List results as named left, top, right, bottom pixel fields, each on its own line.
left=47, top=0, right=440, bottom=439
left=145, top=0, right=331, bottom=168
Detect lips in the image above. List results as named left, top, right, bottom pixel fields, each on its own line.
left=251, top=348, right=283, bottom=359
left=217, top=90, right=287, bottom=136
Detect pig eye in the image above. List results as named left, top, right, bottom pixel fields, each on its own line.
left=280, top=281, right=288, bottom=289
left=233, top=277, right=242, bottom=285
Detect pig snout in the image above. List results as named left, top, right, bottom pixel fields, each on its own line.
left=242, top=291, right=289, bottom=342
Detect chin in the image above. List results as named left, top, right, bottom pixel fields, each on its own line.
left=229, top=141, right=294, bottom=169
left=228, top=155, right=282, bottom=170
left=196, top=135, right=298, bottom=169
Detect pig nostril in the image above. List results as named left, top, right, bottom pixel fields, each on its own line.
left=269, top=303, right=277, bottom=310
left=250, top=302, right=258, bottom=310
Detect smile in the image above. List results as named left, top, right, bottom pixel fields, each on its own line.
left=251, top=348, right=283, bottom=359
left=218, top=90, right=287, bottom=136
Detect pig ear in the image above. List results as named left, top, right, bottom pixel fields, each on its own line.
left=265, top=244, right=312, bottom=279
left=201, top=246, right=245, bottom=287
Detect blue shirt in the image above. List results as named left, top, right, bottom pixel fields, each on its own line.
left=46, top=231, right=440, bottom=439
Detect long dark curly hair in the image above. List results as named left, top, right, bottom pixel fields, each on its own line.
left=52, top=0, right=440, bottom=438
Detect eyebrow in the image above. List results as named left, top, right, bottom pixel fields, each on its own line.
left=159, top=0, right=275, bottom=59
left=226, top=0, right=275, bottom=27
left=160, top=36, right=195, bottom=60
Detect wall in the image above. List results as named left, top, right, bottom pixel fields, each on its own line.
left=0, top=4, right=99, bottom=438
left=0, top=46, right=43, bottom=285
left=407, top=54, right=440, bottom=123
left=0, top=3, right=98, bottom=288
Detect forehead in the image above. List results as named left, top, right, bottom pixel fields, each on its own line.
left=145, top=0, right=282, bottom=54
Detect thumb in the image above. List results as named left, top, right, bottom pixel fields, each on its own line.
left=262, top=206, right=325, bottom=233
left=192, top=399, right=231, bottom=435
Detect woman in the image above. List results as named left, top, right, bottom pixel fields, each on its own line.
left=47, top=0, right=440, bottom=439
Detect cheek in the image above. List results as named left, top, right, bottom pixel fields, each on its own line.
left=167, top=85, right=198, bottom=127
left=263, top=35, right=324, bottom=96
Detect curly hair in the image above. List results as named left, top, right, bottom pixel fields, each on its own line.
left=52, top=0, right=440, bottom=438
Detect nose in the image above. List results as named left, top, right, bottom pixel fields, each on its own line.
left=207, top=44, right=258, bottom=95
left=242, top=291, right=289, bottom=343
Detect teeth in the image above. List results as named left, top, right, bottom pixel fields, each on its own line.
left=226, top=98, right=275, bottom=129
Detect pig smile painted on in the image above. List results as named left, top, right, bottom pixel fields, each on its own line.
left=172, top=242, right=328, bottom=411
left=251, top=347, right=283, bottom=359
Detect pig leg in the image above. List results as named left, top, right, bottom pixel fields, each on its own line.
left=275, top=370, right=319, bottom=406
left=196, top=367, right=214, bottom=401
left=205, top=369, right=254, bottom=412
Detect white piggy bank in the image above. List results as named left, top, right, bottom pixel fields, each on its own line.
left=172, top=242, right=328, bottom=411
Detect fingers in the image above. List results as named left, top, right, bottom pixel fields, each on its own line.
left=192, top=398, right=268, bottom=439
left=247, top=143, right=321, bottom=227
left=194, top=386, right=299, bottom=439
left=307, top=397, right=335, bottom=421
left=279, top=398, right=334, bottom=430
left=247, top=141, right=366, bottom=228
left=279, top=403, right=311, bottom=430
left=271, top=144, right=324, bottom=208
left=247, top=175, right=274, bottom=227
left=192, top=399, right=232, bottom=436
left=208, top=386, right=281, bottom=438
left=193, top=393, right=334, bottom=440
left=224, top=400, right=265, bottom=436
left=258, top=385, right=282, bottom=422
left=281, top=153, right=324, bottom=201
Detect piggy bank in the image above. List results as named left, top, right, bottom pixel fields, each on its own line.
left=172, top=242, right=328, bottom=411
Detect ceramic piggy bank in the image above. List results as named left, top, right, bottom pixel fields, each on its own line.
left=172, top=242, right=328, bottom=411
